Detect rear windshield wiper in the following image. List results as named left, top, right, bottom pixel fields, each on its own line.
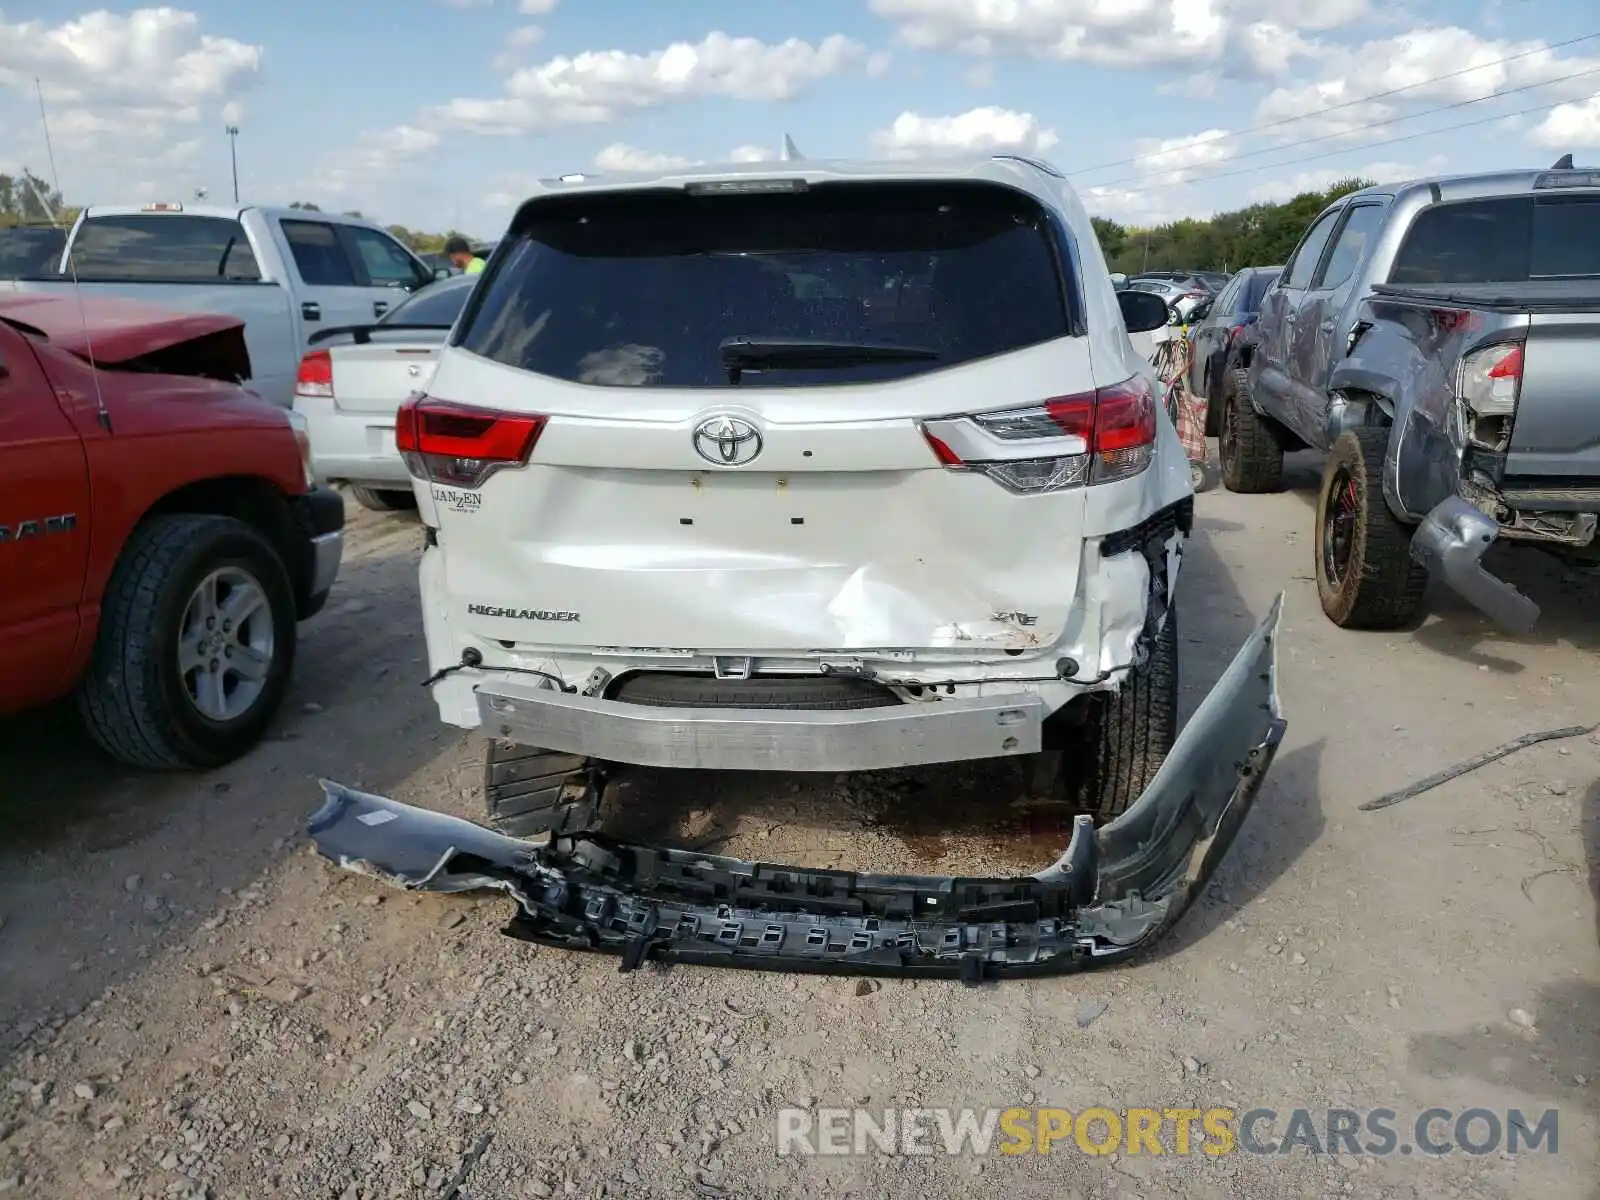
left=718, top=335, right=939, bottom=382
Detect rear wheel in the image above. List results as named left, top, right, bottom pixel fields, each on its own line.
left=1058, top=610, right=1179, bottom=824
left=77, top=514, right=296, bottom=769
left=1219, top=369, right=1284, bottom=494
left=348, top=486, right=417, bottom=512
left=1315, top=428, right=1428, bottom=629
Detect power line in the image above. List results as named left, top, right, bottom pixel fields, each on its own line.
left=1087, top=89, right=1593, bottom=193
left=1066, top=29, right=1600, bottom=178
left=1096, top=63, right=1600, bottom=187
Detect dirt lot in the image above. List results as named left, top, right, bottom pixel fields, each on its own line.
left=2, top=455, right=1597, bottom=1199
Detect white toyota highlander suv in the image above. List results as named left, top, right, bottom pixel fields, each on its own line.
left=307, top=155, right=1286, bottom=982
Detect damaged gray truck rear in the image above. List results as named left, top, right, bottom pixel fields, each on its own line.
left=1231, top=162, right=1600, bottom=633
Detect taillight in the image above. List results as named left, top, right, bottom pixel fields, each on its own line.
left=395, top=396, right=546, bottom=489
left=294, top=350, right=333, bottom=399
left=1456, top=342, right=1523, bottom=451
left=920, top=376, right=1157, bottom=494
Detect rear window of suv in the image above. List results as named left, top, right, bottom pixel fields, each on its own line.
left=1389, top=193, right=1600, bottom=284
left=456, top=181, right=1073, bottom=387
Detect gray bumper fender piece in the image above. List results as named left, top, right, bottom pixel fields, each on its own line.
left=306, top=596, right=1288, bottom=983
left=1410, top=495, right=1539, bottom=634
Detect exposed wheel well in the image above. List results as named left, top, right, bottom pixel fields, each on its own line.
left=140, top=477, right=311, bottom=611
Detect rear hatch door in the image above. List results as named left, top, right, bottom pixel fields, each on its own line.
left=423, top=177, right=1139, bottom=655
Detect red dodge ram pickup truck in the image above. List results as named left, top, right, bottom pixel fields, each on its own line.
left=0, top=293, right=344, bottom=768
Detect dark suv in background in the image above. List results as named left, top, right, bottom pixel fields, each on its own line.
left=1185, top=265, right=1281, bottom=435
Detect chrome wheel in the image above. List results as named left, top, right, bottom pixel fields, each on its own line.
left=177, top=567, right=275, bottom=722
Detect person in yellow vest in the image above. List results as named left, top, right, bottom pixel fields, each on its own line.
left=444, top=236, right=485, bottom=276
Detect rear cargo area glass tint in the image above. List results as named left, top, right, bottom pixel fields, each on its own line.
left=1389, top=194, right=1600, bottom=284
left=459, top=181, right=1072, bottom=388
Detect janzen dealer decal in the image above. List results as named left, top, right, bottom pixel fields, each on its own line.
left=467, top=604, right=581, bottom=622
left=432, top=486, right=483, bottom=514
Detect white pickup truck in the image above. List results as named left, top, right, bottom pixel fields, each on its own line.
left=1, top=204, right=447, bottom=408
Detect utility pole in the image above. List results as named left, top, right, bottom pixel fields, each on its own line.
left=226, top=125, right=240, bottom=203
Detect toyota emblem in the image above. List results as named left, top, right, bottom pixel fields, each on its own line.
left=691, top=415, right=763, bottom=467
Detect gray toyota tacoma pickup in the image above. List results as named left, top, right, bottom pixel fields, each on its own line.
left=1225, top=161, right=1600, bottom=632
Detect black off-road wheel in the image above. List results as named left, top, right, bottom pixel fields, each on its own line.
left=1219, top=369, right=1284, bottom=494
left=1059, top=610, right=1179, bottom=824
left=349, top=486, right=417, bottom=512
left=77, top=514, right=297, bottom=770
left=1315, top=428, right=1428, bottom=629
left=485, top=740, right=601, bottom=838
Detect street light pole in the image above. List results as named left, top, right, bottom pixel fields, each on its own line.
left=226, top=125, right=240, bottom=203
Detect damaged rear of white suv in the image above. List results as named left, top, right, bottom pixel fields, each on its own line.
left=310, top=156, right=1287, bottom=981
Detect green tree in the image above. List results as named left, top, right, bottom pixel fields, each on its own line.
left=288, top=200, right=322, bottom=211
left=0, top=170, right=67, bottom=226
left=1090, top=216, right=1127, bottom=261
left=1097, top=177, right=1376, bottom=275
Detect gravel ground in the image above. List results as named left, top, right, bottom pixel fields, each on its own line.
left=1, top=453, right=1597, bottom=1199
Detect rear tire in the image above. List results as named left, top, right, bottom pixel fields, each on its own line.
left=1059, top=609, right=1179, bottom=824
left=349, top=486, right=417, bottom=512
left=77, top=514, right=296, bottom=770
left=1314, top=428, right=1428, bottom=629
left=1219, top=369, right=1284, bottom=494
left=485, top=740, right=599, bottom=838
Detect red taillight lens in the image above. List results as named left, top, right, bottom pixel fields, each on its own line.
left=1487, top=345, right=1523, bottom=380
left=294, top=350, right=333, bottom=398
left=396, top=396, right=546, bottom=489
left=921, top=428, right=964, bottom=466
left=1091, top=377, right=1158, bottom=454
left=923, top=375, right=1157, bottom=492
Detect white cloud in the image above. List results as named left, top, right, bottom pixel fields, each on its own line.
left=433, top=31, right=862, bottom=134
left=871, top=106, right=1058, bottom=158
left=728, top=144, right=775, bottom=162
left=1254, top=28, right=1600, bottom=140
left=0, top=7, right=261, bottom=196
left=1246, top=154, right=1446, bottom=202
left=517, top=0, right=558, bottom=12
left=866, top=0, right=1354, bottom=75
left=593, top=143, right=692, bottom=171
left=492, top=23, right=545, bottom=71
left=1532, top=90, right=1600, bottom=148
left=0, top=7, right=261, bottom=117
left=1133, top=129, right=1235, bottom=185
left=439, top=0, right=493, bottom=8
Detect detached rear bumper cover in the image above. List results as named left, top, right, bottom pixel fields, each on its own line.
left=1410, top=496, right=1539, bottom=634
left=307, top=597, right=1286, bottom=982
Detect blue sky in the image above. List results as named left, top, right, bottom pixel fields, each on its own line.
left=2, top=0, right=1599, bottom=238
